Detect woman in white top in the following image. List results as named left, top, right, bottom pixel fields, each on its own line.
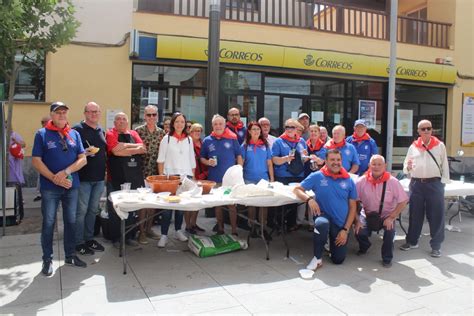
left=156, top=112, right=196, bottom=247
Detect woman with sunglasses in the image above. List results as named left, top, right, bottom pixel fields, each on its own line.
left=186, top=123, right=207, bottom=235
left=271, top=118, right=308, bottom=231
left=240, top=121, right=274, bottom=239
left=157, top=112, right=196, bottom=247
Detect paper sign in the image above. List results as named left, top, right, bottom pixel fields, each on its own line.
left=291, top=112, right=298, bottom=119
left=358, top=100, right=377, bottom=129
left=461, top=93, right=474, bottom=146
left=312, top=111, right=324, bottom=122
left=149, top=91, right=159, bottom=105
left=106, top=109, right=123, bottom=129
left=334, top=113, right=340, bottom=124
left=396, top=109, right=413, bottom=136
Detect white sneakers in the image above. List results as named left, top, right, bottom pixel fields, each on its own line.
left=157, top=235, right=168, bottom=248
left=157, top=230, right=188, bottom=248
left=306, top=256, right=323, bottom=271
left=175, top=230, right=188, bottom=242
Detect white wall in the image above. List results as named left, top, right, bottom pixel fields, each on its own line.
left=73, top=0, right=133, bottom=44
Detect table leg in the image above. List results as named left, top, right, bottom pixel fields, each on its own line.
left=121, top=219, right=127, bottom=275
left=448, top=197, right=461, bottom=225
left=281, top=207, right=290, bottom=258
left=260, top=209, right=270, bottom=260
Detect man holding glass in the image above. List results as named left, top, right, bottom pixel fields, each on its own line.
left=401, top=119, right=449, bottom=257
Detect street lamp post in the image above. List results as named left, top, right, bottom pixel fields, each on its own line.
left=206, top=0, right=221, bottom=134
left=386, top=0, right=398, bottom=171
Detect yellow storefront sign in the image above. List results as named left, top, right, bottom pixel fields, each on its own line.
left=156, top=35, right=455, bottom=84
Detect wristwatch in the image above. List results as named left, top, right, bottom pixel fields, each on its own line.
left=341, top=227, right=348, bottom=232
left=305, top=197, right=312, bottom=203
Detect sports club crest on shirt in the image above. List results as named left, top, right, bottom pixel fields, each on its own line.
left=208, top=144, right=216, bottom=152
left=238, top=130, right=244, bottom=137
left=339, top=181, right=348, bottom=189
left=224, top=142, right=231, bottom=149
left=345, top=149, right=351, bottom=156
left=320, top=179, right=328, bottom=186
left=47, top=141, right=57, bottom=149
left=365, top=145, right=368, bottom=149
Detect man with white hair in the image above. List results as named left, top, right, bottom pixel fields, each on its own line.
left=258, top=117, right=276, bottom=148
left=401, top=119, right=449, bottom=258
left=355, top=155, right=409, bottom=267
left=324, top=125, right=360, bottom=174
left=201, top=114, right=243, bottom=235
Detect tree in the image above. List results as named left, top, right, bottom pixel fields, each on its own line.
left=0, top=0, right=79, bottom=173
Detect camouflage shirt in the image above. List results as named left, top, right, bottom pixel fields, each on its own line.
left=134, top=124, right=165, bottom=177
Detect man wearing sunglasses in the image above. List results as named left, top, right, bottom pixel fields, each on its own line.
left=134, top=105, right=165, bottom=244
left=32, top=102, right=88, bottom=276
left=402, top=119, right=449, bottom=258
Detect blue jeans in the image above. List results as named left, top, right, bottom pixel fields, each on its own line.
left=161, top=210, right=183, bottom=235
left=75, top=180, right=105, bottom=245
left=41, top=188, right=79, bottom=261
left=407, top=179, right=445, bottom=250
left=356, top=225, right=395, bottom=263
left=313, top=216, right=347, bottom=264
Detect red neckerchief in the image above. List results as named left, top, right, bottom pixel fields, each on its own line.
left=413, top=136, right=440, bottom=151
left=226, top=121, right=244, bottom=134
left=248, top=138, right=265, bottom=153
left=320, top=165, right=350, bottom=179
left=172, top=132, right=187, bottom=142
left=306, top=138, right=324, bottom=152
left=366, top=170, right=391, bottom=186
left=352, top=132, right=371, bottom=143
left=45, top=120, right=74, bottom=143
left=279, top=133, right=300, bottom=143
left=211, top=128, right=237, bottom=140
left=325, top=139, right=346, bottom=149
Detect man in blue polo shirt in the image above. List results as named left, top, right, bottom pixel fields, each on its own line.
left=201, top=114, right=242, bottom=235
left=346, top=119, right=378, bottom=175
left=32, top=102, right=88, bottom=276
left=73, top=101, right=107, bottom=256
left=324, top=125, right=360, bottom=174
left=294, top=149, right=357, bottom=271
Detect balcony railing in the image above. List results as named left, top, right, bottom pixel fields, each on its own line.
left=136, top=0, right=451, bottom=48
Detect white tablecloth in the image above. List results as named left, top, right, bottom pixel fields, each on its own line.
left=400, top=179, right=474, bottom=197
left=110, top=185, right=307, bottom=220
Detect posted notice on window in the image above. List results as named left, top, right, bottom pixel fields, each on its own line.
left=397, top=109, right=413, bottom=137
left=462, top=93, right=474, bottom=146
left=106, top=109, right=123, bottom=129
left=358, top=100, right=376, bottom=129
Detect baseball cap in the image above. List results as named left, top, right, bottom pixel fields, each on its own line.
left=298, top=113, right=310, bottom=120
left=354, top=119, right=367, bottom=127
left=50, top=101, right=69, bottom=112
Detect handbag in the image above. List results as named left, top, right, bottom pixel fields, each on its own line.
left=365, top=181, right=387, bottom=231
left=285, top=142, right=304, bottom=176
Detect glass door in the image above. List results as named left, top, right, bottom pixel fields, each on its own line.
left=308, top=98, right=345, bottom=134
left=225, top=94, right=258, bottom=125
left=283, top=97, right=303, bottom=122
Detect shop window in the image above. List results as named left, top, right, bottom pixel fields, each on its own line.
left=1, top=52, right=45, bottom=101
left=225, top=94, right=258, bottom=124
left=222, top=70, right=261, bottom=93
left=133, top=64, right=207, bottom=87
left=179, top=89, right=207, bottom=131
left=354, top=81, right=383, bottom=99
left=265, top=76, right=310, bottom=95
left=395, top=84, right=446, bottom=104
left=310, top=79, right=345, bottom=98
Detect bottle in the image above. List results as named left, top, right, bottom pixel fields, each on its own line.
left=66, top=175, right=73, bottom=182
left=460, top=175, right=465, bottom=183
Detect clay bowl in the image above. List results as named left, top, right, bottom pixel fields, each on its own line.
left=196, top=180, right=217, bottom=194
left=146, top=175, right=181, bottom=195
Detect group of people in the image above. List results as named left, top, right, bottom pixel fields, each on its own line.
left=31, top=100, right=449, bottom=276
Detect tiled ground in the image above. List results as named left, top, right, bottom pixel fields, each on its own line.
left=0, top=189, right=473, bottom=315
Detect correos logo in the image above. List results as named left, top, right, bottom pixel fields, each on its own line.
left=304, top=54, right=353, bottom=70
left=205, top=48, right=263, bottom=62
left=386, top=66, right=428, bottom=78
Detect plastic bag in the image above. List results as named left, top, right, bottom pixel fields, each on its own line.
left=188, top=234, right=247, bottom=258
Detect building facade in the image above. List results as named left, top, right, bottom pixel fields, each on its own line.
left=4, top=0, right=474, bottom=184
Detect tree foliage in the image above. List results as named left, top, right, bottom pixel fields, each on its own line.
left=0, top=0, right=79, bottom=174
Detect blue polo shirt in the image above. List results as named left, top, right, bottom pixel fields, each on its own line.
left=346, top=136, right=378, bottom=175
left=32, top=128, right=85, bottom=190
left=272, top=138, right=307, bottom=178
left=241, top=143, right=272, bottom=183
left=300, top=171, right=357, bottom=227
left=325, top=143, right=360, bottom=172
left=201, top=136, right=241, bottom=182
left=227, top=125, right=247, bottom=145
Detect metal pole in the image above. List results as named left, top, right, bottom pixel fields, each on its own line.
left=206, top=0, right=221, bottom=134
left=386, top=0, right=398, bottom=171
left=1, top=101, right=6, bottom=236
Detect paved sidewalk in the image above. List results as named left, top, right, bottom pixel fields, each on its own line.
left=1, top=189, right=473, bottom=315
